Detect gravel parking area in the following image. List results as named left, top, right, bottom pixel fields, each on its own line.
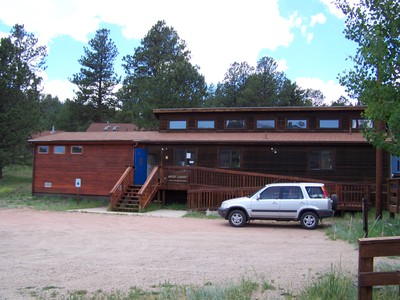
left=0, top=208, right=359, bottom=299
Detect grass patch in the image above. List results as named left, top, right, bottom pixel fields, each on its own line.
left=325, top=210, right=400, bottom=245
left=298, top=268, right=357, bottom=300
left=35, top=278, right=261, bottom=300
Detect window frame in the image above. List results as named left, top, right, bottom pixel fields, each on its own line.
left=351, top=119, right=373, bottom=129
left=219, top=148, right=241, bottom=168
left=225, top=119, right=246, bottom=130
left=197, top=120, right=215, bottom=129
left=319, top=119, right=340, bottom=129
left=38, top=145, right=49, bottom=154
left=71, top=146, right=83, bottom=154
left=169, top=120, right=187, bottom=130
left=287, top=119, right=308, bottom=129
left=54, top=146, right=65, bottom=154
left=256, top=119, right=276, bottom=129
left=309, top=149, right=333, bottom=171
left=175, top=148, right=196, bottom=166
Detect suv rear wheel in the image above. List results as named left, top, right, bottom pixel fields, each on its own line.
left=300, top=211, right=319, bottom=229
left=228, top=210, right=247, bottom=227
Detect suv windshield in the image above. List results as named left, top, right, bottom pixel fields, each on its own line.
left=305, top=186, right=326, bottom=198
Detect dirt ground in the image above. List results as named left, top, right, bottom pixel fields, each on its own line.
left=0, top=208, right=360, bottom=299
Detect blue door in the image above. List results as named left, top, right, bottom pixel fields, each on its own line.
left=391, top=155, right=400, bottom=177
left=134, top=148, right=147, bottom=185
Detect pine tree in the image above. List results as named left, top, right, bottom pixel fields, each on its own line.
left=0, top=24, right=47, bottom=178
left=71, top=28, right=120, bottom=122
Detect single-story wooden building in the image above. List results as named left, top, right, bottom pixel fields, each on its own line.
left=29, top=106, right=397, bottom=209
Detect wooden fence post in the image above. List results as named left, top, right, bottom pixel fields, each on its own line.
left=358, top=237, right=400, bottom=300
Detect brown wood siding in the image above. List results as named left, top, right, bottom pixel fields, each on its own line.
left=33, top=143, right=133, bottom=196
left=152, top=143, right=389, bottom=183
left=158, top=109, right=364, bottom=133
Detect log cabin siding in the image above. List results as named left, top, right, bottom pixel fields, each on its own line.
left=156, top=107, right=364, bottom=133
left=33, top=143, right=133, bottom=196
left=155, top=143, right=389, bottom=183
left=30, top=106, right=390, bottom=199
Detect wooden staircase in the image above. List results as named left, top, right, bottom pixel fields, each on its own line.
left=112, top=184, right=142, bottom=212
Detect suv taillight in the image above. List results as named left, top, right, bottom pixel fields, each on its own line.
left=322, top=186, right=328, bottom=198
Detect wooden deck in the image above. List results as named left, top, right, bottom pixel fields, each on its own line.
left=110, top=166, right=383, bottom=212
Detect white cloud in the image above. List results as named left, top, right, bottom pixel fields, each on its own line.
left=320, top=0, right=360, bottom=19
left=276, top=59, right=288, bottom=72
left=310, top=13, right=327, bottom=27
left=306, top=33, right=314, bottom=44
left=42, top=79, right=75, bottom=101
left=320, top=0, right=345, bottom=18
left=296, top=77, right=348, bottom=105
left=0, top=0, right=296, bottom=85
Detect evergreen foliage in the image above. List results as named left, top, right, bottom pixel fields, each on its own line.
left=0, top=24, right=47, bottom=178
left=71, top=28, right=120, bottom=123
left=336, top=0, right=400, bottom=155
left=119, top=20, right=207, bottom=129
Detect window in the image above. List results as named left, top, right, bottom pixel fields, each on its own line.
left=225, top=120, right=245, bottom=129
left=219, top=149, right=240, bottom=168
left=309, top=150, right=333, bottom=170
left=352, top=119, right=373, bottom=129
left=197, top=120, right=215, bottom=129
left=319, top=119, right=339, bottom=129
left=282, top=186, right=304, bottom=199
left=259, top=186, right=280, bottom=199
left=54, top=146, right=65, bottom=154
left=169, top=120, right=187, bottom=130
left=287, top=119, right=307, bottom=129
left=256, top=120, right=275, bottom=129
left=175, top=149, right=195, bottom=166
left=306, top=186, right=326, bottom=199
left=71, top=146, right=83, bottom=154
left=38, top=146, right=49, bottom=154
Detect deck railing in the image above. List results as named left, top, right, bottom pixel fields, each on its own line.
left=110, top=165, right=378, bottom=211
left=160, top=165, right=327, bottom=188
left=187, top=187, right=261, bottom=211
left=325, top=183, right=372, bottom=211
left=137, top=166, right=160, bottom=208
left=109, top=166, right=133, bottom=210
left=387, top=178, right=400, bottom=217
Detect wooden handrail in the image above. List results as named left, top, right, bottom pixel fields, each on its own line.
left=109, top=166, right=133, bottom=210
left=138, top=166, right=160, bottom=208
left=358, top=237, right=400, bottom=300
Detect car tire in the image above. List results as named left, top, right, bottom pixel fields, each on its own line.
left=228, top=210, right=247, bottom=227
left=331, top=194, right=338, bottom=211
left=300, top=211, right=319, bottom=229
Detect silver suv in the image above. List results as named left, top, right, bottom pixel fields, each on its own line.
left=218, top=183, right=337, bottom=229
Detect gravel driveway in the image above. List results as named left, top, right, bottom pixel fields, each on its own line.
left=0, top=208, right=359, bottom=299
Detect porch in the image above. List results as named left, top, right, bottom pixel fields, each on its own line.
left=109, top=166, right=392, bottom=213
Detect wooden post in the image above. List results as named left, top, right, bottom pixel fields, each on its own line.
left=376, top=146, right=383, bottom=220
left=362, top=197, right=368, bottom=238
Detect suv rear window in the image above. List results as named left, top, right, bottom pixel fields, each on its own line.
left=306, top=186, right=326, bottom=198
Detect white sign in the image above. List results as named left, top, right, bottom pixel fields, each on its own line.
left=75, top=178, right=81, bottom=188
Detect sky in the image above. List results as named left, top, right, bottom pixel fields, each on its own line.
left=0, top=0, right=358, bottom=105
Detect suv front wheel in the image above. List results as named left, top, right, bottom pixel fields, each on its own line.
left=300, top=211, right=319, bottom=230
left=228, top=210, right=247, bottom=227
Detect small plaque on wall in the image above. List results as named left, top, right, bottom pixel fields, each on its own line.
left=44, top=182, right=52, bottom=188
